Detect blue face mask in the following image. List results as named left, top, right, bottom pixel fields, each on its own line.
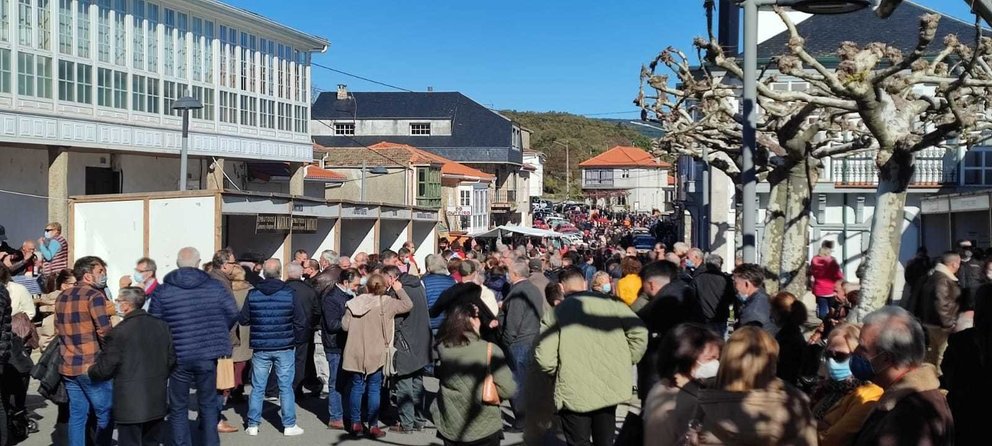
left=827, top=357, right=852, bottom=381
left=736, top=293, right=749, bottom=303
left=601, top=283, right=612, bottom=293
left=850, top=352, right=876, bottom=382
left=685, top=259, right=695, bottom=269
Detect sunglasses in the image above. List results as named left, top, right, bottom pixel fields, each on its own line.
left=824, top=350, right=851, bottom=362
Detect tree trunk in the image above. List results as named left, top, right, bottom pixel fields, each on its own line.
left=851, top=149, right=914, bottom=322
left=779, top=158, right=817, bottom=297
left=761, top=169, right=788, bottom=294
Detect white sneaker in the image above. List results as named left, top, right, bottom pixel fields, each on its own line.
left=246, top=426, right=258, bottom=436
left=284, top=425, right=305, bottom=436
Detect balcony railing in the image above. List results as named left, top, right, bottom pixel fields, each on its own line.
left=492, top=189, right=517, bottom=206
left=831, top=147, right=958, bottom=187
left=583, top=179, right=615, bottom=188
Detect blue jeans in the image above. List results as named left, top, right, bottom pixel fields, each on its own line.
left=324, top=350, right=344, bottom=422
left=248, top=349, right=297, bottom=428
left=64, top=374, right=113, bottom=446
left=349, top=369, right=383, bottom=427
left=508, top=341, right=533, bottom=427
left=815, top=296, right=833, bottom=320
left=169, top=360, right=221, bottom=446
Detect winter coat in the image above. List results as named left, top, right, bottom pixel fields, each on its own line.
left=286, top=279, right=320, bottom=344
left=916, top=264, right=961, bottom=329
left=498, top=279, right=545, bottom=347
left=534, top=291, right=647, bottom=413
left=690, top=265, right=734, bottom=324
left=735, top=288, right=773, bottom=332
left=341, top=289, right=413, bottom=375
left=393, top=274, right=432, bottom=376
left=817, top=382, right=882, bottom=446
left=617, top=274, right=642, bottom=306
left=431, top=334, right=516, bottom=443
left=431, top=283, right=499, bottom=341
left=229, top=281, right=253, bottom=363
left=636, top=280, right=693, bottom=400
left=852, top=364, right=954, bottom=446
left=528, top=272, right=550, bottom=305
left=643, top=377, right=703, bottom=446
left=239, top=278, right=306, bottom=351
left=421, top=273, right=456, bottom=330
left=88, top=309, right=176, bottom=424
left=321, top=285, right=351, bottom=353
left=483, top=272, right=508, bottom=301
left=691, top=379, right=818, bottom=445
left=149, top=267, right=238, bottom=363
left=0, top=285, right=11, bottom=365
left=810, top=255, right=843, bottom=297
left=938, top=328, right=989, bottom=446
left=313, top=265, right=342, bottom=298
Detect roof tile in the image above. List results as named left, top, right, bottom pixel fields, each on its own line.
left=578, top=146, right=671, bottom=169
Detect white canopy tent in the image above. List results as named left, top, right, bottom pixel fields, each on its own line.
left=469, top=225, right=568, bottom=239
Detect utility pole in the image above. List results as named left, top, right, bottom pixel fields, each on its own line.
left=565, top=142, right=570, bottom=199
left=741, top=0, right=758, bottom=263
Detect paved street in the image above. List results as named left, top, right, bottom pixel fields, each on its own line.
left=19, top=376, right=637, bottom=445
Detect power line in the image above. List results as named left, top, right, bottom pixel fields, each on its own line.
left=580, top=111, right=642, bottom=116
left=311, top=62, right=414, bottom=92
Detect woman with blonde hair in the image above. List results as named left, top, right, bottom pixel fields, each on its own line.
left=808, top=323, right=882, bottom=446
left=590, top=271, right=612, bottom=295
left=672, top=326, right=817, bottom=445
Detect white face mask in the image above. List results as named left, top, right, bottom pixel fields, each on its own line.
left=692, top=359, right=720, bottom=380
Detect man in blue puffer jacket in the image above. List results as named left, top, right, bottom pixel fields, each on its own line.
left=149, top=247, right=238, bottom=446
left=420, top=254, right=456, bottom=332
left=240, top=258, right=308, bottom=437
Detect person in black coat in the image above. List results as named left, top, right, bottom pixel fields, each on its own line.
left=383, top=265, right=433, bottom=433
left=635, top=260, right=693, bottom=402
left=321, top=268, right=359, bottom=429
left=89, top=287, right=176, bottom=446
left=286, top=263, right=321, bottom=396
left=769, top=291, right=808, bottom=387
left=941, top=283, right=992, bottom=446
left=689, top=254, right=734, bottom=337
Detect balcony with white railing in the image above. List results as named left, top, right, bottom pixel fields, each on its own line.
left=828, top=147, right=958, bottom=187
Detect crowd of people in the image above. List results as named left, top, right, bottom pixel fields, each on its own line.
left=0, top=216, right=988, bottom=446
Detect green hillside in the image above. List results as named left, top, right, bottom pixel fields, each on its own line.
left=501, top=111, right=660, bottom=198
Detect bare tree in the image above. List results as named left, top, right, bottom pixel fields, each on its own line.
left=639, top=9, right=992, bottom=316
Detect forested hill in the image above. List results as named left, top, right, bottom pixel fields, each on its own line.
left=500, top=111, right=662, bottom=197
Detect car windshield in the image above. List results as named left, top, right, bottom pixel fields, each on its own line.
left=633, top=236, right=656, bottom=247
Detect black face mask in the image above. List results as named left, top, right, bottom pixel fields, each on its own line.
left=302, top=274, right=311, bottom=280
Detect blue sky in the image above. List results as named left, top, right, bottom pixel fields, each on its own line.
left=229, top=0, right=973, bottom=117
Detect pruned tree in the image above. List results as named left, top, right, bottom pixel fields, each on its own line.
left=637, top=8, right=992, bottom=317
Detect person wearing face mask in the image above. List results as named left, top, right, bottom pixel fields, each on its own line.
left=730, top=263, right=773, bottom=333
left=55, top=256, right=115, bottom=446
left=590, top=270, right=612, bottom=295
left=534, top=267, right=648, bottom=446
left=38, top=222, right=69, bottom=278
left=808, top=323, right=882, bottom=446
left=850, top=306, right=954, bottom=446
left=320, top=269, right=360, bottom=430
left=118, top=258, right=159, bottom=310
left=957, top=240, right=981, bottom=293
left=642, top=323, right=723, bottom=446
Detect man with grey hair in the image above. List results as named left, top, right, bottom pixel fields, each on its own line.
left=151, top=247, right=238, bottom=445
left=499, top=257, right=545, bottom=432
left=286, top=262, right=322, bottom=397
left=422, top=254, right=456, bottom=332
left=851, top=306, right=953, bottom=446
left=689, top=253, right=734, bottom=337
left=313, top=250, right=342, bottom=298
left=89, top=287, right=175, bottom=445
left=240, top=258, right=307, bottom=436
left=913, top=251, right=962, bottom=368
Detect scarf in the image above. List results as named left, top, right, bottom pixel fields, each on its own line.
left=811, top=378, right=863, bottom=420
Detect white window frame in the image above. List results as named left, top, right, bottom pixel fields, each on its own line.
left=410, top=122, right=431, bottom=136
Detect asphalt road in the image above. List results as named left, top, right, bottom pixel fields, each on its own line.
left=19, top=376, right=641, bottom=445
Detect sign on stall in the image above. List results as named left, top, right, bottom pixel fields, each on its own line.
left=255, top=214, right=319, bottom=233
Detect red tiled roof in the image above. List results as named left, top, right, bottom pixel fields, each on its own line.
left=442, top=162, right=495, bottom=181
left=305, top=165, right=346, bottom=182
left=578, top=146, right=671, bottom=169
left=316, top=141, right=492, bottom=182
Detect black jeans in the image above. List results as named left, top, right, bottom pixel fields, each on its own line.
left=117, top=419, right=163, bottom=446
left=1, top=366, right=28, bottom=412
left=294, top=338, right=319, bottom=393
left=559, top=406, right=616, bottom=446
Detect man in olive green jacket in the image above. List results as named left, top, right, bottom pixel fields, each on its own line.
left=534, top=267, right=648, bottom=446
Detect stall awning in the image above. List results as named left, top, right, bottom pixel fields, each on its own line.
left=469, top=225, right=567, bottom=239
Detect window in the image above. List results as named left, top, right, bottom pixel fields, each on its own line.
left=621, top=169, right=630, bottom=179
left=76, top=63, right=92, bottom=103
left=191, top=85, right=214, bottom=120
left=459, top=190, right=470, bottom=207
left=175, top=12, right=186, bottom=78
left=58, top=60, right=75, bottom=101
left=163, top=80, right=185, bottom=115
left=145, top=76, right=158, bottom=113
left=77, top=0, right=90, bottom=58
left=37, top=0, right=50, bottom=49
left=293, top=105, right=307, bottom=133
left=18, top=52, right=51, bottom=98
left=410, top=123, right=431, bottom=135
left=219, top=91, right=236, bottom=123
left=259, top=99, right=274, bottom=128
left=17, top=0, right=30, bottom=46
left=191, top=17, right=201, bottom=81
left=113, top=0, right=125, bottom=65
left=58, top=0, right=71, bottom=54
left=203, top=20, right=213, bottom=82
left=131, top=0, right=144, bottom=69
left=277, top=102, right=290, bottom=130
left=258, top=38, right=266, bottom=95
left=963, top=149, right=992, bottom=185
left=97, top=0, right=110, bottom=62
left=0, top=49, right=10, bottom=93
left=163, top=8, right=173, bottom=76
left=334, top=122, right=354, bottom=135
left=416, top=167, right=441, bottom=208
left=584, top=169, right=614, bottom=186
left=146, top=3, right=156, bottom=72
left=0, top=0, right=10, bottom=43
left=132, top=74, right=146, bottom=111
left=97, top=67, right=111, bottom=105
left=240, top=94, right=256, bottom=126
left=113, top=70, right=126, bottom=108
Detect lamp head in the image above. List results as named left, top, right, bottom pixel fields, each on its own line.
left=172, top=96, right=204, bottom=111
left=780, top=0, right=870, bottom=14
left=369, top=166, right=388, bottom=175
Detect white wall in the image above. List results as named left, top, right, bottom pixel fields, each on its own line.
left=0, top=146, right=49, bottom=244
left=148, top=196, right=217, bottom=277
left=72, top=200, right=145, bottom=298
left=311, top=119, right=453, bottom=137
left=339, top=220, right=376, bottom=258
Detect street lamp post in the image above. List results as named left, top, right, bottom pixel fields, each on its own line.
left=551, top=140, right=570, bottom=200
left=737, top=0, right=868, bottom=263
left=172, top=95, right=203, bottom=191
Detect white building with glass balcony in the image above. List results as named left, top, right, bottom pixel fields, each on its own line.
left=0, top=0, right=328, bottom=243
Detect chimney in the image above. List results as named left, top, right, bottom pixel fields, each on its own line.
left=427, top=86, right=433, bottom=92
left=717, top=0, right=740, bottom=56
left=337, top=84, right=348, bottom=100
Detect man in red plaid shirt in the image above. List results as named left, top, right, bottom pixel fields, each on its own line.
left=55, top=256, right=115, bottom=446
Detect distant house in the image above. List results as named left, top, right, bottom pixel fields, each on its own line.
left=311, top=86, right=530, bottom=226
left=315, top=141, right=494, bottom=234
left=579, top=146, right=674, bottom=213
left=523, top=150, right=546, bottom=198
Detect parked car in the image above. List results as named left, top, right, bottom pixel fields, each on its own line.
left=632, top=234, right=657, bottom=253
